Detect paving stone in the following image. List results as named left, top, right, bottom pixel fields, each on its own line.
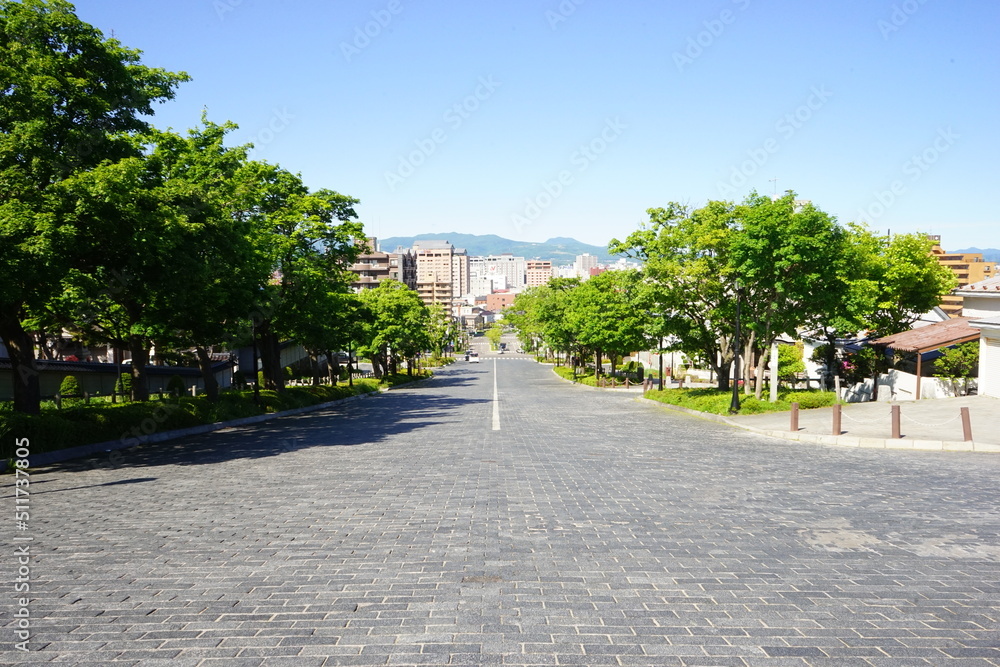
left=2, top=362, right=999, bottom=666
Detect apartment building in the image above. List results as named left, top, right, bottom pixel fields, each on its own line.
left=930, top=236, right=997, bottom=317
left=413, top=240, right=469, bottom=316
left=469, top=254, right=526, bottom=293
left=526, top=260, right=553, bottom=288
left=348, top=238, right=415, bottom=291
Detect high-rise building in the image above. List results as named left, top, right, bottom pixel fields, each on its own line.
left=929, top=236, right=998, bottom=317
left=413, top=240, right=469, bottom=316
left=526, top=260, right=553, bottom=288
left=349, top=238, right=415, bottom=291
left=574, top=253, right=598, bottom=280
left=469, top=254, right=526, bottom=294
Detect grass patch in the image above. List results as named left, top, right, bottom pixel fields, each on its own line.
left=552, top=366, right=600, bottom=387
left=643, top=387, right=837, bottom=415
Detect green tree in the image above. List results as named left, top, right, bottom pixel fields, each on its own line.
left=730, top=192, right=847, bottom=399
left=610, top=202, right=741, bottom=390
left=564, top=271, right=648, bottom=375
left=933, top=341, right=979, bottom=396
left=485, top=323, right=503, bottom=351
left=427, top=305, right=456, bottom=357
left=357, top=280, right=430, bottom=378
left=242, top=165, right=364, bottom=391
left=0, top=0, right=188, bottom=412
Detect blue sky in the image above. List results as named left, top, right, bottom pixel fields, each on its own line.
left=72, top=0, right=998, bottom=251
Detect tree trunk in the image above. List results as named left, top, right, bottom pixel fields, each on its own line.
left=754, top=342, right=771, bottom=401
left=195, top=346, right=220, bottom=402
left=0, top=312, right=41, bottom=414
left=744, top=332, right=757, bottom=395
left=715, top=362, right=731, bottom=392
left=128, top=335, right=151, bottom=402
left=258, top=324, right=284, bottom=392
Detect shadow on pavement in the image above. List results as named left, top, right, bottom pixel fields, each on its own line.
left=34, top=384, right=490, bottom=476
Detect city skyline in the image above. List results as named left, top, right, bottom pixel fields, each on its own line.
left=70, top=0, right=999, bottom=251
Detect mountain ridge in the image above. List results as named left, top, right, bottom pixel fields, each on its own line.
left=377, top=232, right=619, bottom=264
left=953, top=247, right=1000, bottom=263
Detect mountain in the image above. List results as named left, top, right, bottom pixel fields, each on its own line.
left=953, top=248, right=1000, bottom=263
left=377, top=233, right=620, bottom=265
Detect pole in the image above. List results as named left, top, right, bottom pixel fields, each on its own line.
left=658, top=339, right=664, bottom=391
left=960, top=407, right=973, bottom=442
left=769, top=340, right=779, bottom=403
left=729, top=283, right=741, bottom=415
left=891, top=404, right=901, bottom=439
left=790, top=402, right=799, bottom=432
left=251, top=320, right=260, bottom=405
left=832, top=403, right=842, bottom=435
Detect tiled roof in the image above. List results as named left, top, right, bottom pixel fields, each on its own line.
left=955, top=276, right=1000, bottom=294
left=872, top=316, right=982, bottom=353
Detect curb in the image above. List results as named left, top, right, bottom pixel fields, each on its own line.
left=549, top=366, right=648, bottom=393
left=5, top=387, right=387, bottom=473
left=635, top=397, right=1000, bottom=453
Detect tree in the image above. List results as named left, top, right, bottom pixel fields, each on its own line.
left=564, top=270, right=648, bottom=375
left=933, top=341, right=979, bottom=396
left=357, top=281, right=430, bottom=378
left=730, top=192, right=847, bottom=399
left=610, top=202, right=741, bottom=391
left=241, top=164, right=364, bottom=391
left=807, top=226, right=956, bottom=396
left=0, top=0, right=188, bottom=412
left=485, top=324, right=503, bottom=351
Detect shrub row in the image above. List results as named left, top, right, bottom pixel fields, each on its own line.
left=643, top=388, right=837, bottom=415
left=0, top=379, right=397, bottom=462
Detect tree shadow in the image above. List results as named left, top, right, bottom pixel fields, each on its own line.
left=35, top=385, right=492, bottom=475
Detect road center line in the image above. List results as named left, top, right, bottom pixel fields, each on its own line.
left=492, top=359, right=500, bottom=431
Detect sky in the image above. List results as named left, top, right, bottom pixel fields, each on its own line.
left=70, top=0, right=999, bottom=252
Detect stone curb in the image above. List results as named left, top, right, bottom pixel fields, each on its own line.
left=549, top=367, right=647, bottom=393
left=635, top=397, right=999, bottom=453
left=6, top=387, right=389, bottom=473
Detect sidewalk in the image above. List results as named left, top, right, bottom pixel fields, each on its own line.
left=724, top=394, right=1000, bottom=452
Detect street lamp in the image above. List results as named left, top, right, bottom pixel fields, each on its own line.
left=729, top=282, right=742, bottom=415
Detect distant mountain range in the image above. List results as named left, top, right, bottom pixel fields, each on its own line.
left=954, top=248, right=1000, bottom=263
left=377, top=233, right=620, bottom=265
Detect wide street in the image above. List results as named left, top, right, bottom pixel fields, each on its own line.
left=4, top=358, right=1000, bottom=666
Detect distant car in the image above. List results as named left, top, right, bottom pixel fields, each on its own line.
left=469, top=353, right=480, bottom=363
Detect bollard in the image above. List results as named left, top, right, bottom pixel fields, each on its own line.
left=790, top=402, right=799, bottom=432
left=832, top=403, right=842, bottom=435
left=55, top=393, right=62, bottom=410
left=891, top=405, right=901, bottom=439
left=625, top=378, right=630, bottom=389
left=961, top=407, right=973, bottom=442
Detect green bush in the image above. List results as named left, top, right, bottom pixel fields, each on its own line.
left=115, top=372, right=132, bottom=398
left=166, top=375, right=187, bottom=397
left=643, top=387, right=836, bottom=416
left=0, top=381, right=386, bottom=464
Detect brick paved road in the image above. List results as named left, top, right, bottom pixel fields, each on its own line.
left=4, top=360, right=1000, bottom=665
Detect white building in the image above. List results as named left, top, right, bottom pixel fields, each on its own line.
left=960, top=276, right=1000, bottom=398
left=469, top=254, right=526, bottom=292
left=573, top=253, right=598, bottom=279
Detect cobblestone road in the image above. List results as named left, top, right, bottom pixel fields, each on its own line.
left=3, top=360, right=1000, bottom=665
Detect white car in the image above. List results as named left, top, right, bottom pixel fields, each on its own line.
left=469, top=353, right=480, bottom=363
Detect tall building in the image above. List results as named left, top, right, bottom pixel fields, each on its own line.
left=413, top=240, right=469, bottom=316
left=349, top=238, right=415, bottom=291
left=574, top=253, right=598, bottom=280
left=929, top=236, right=998, bottom=317
left=526, top=260, right=553, bottom=288
left=469, top=254, right=526, bottom=293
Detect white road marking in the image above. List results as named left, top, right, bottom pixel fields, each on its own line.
left=492, top=359, right=500, bottom=431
